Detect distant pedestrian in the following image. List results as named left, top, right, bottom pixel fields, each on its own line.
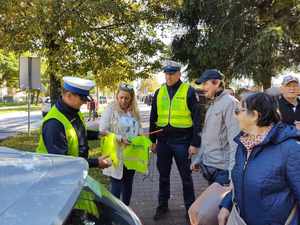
left=88, top=98, right=97, bottom=121
left=278, top=75, right=300, bottom=128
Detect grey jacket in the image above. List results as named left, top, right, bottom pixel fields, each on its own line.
left=193, top=91, right=240, bottom=172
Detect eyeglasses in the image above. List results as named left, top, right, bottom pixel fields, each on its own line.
left=234, top=107, right=247, bottom=115
left=119, top=83, right=134, bottom=92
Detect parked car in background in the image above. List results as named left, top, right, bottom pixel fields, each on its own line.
left=0, top=147, right=142, bottom=225
left=99, top=96, right=107, bottom=105
left=41, top=96, right=51, bottom=117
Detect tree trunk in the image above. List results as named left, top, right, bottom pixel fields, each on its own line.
left=49, top=72, right=61, bottom=105
left=261, top=76, right=272, bottom=90
left=35, top=90, right=40, bottom=105
left=47, top=49, right=61, bottom=105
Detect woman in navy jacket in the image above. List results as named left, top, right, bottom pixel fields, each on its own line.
left=219, top=92, right=300, bottom=225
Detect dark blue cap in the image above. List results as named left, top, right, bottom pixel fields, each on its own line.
left=195, top=69, right=224, bottom=84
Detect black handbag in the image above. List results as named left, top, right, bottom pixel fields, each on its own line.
left=199, top=163, right=218, bottom=183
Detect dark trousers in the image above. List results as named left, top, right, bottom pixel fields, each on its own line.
left=156, top=141, right=195, bottom=210
left=110, top=166, right=135, bottom=206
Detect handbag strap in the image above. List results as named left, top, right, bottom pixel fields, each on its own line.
left=285, top=204, right=298, bottom=225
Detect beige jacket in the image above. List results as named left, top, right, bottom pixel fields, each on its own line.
left=193, top=91, right=240, bottom=172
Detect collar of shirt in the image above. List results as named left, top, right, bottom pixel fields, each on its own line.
left=166, top=79, right=182, bottom=99
left=208, top=89, right=225, bottom=105
left=240, top=125, right=273, bottom=151
left=281, top=95, right=300, bottom=108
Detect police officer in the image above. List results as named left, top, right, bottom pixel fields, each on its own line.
left=37, top=76, right=110, bottom=169
left=149, top=60, right=201, bottom=222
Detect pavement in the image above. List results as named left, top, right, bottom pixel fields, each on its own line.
left=130, top=156, right=208, bottom=225
left=0, top=103, right=107, bottom=140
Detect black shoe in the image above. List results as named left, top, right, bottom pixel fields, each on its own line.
left=153, top=205, right=169, bottom=220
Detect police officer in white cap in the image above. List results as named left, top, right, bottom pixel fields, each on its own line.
left=37, top=76, right=110, bottom=169
left=150, top=60, right=202, bottom=222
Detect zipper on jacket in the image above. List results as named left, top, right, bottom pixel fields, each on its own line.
left=168, top=100, right=172, bottom=125
left=243, top=157, right=249, bottom=170
left=241, top=153, right=250, bottom=218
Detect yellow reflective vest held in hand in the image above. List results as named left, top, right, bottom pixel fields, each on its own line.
left=156, top=83, right=192, bottom=128
left=99, top=133, right=119, bottom=167
left=123, top=136, right=152, bottom=174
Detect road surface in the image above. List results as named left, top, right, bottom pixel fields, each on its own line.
left=0, top=103, right=151, bottom=140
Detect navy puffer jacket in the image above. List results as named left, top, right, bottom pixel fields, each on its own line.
left=221, top=123, right=300, bottom=225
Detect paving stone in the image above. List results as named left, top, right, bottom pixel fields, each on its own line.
left=129, top=105, right=209, bottom=225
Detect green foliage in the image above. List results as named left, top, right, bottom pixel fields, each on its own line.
left=0, top=0, right=170, bottom=102
left=138, top=78, right=160, bottom=94
left=0, top=50, right=18, bottom=87
left=172, top=0, right=300, bottom=89
left=0, top=105, right=40, bottom=115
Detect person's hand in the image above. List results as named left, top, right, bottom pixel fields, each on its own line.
left=98, top=130, right=109, bottom=138
left=188, top=145, right=198, bottom=159
left=98, top=156, right=111, bottom=169
left=121, top=138, right=130, bottom=145
left=190, top=162, right=201, bottom=172
left=151, top=143, right=157, bottom=154
left=218, top=208, right=230, bottom=225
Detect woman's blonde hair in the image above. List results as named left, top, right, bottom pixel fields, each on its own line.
left=114, top=87, right=141, bottom=122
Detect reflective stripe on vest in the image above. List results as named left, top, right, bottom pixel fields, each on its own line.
left=156, top=83, right=192, bottom=128
left=36, top=105, right=85, bottom=156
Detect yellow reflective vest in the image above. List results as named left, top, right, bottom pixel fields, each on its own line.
left=156, top=83, right=192, bottom=128
left=36, top=105, right=85, bottom=156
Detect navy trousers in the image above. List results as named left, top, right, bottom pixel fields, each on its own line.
left=156, top=141, right=195, bottom=210
left=110, top=166, right=135, bottom=206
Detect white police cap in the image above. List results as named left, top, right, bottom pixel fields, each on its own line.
left=163, top=60, right=182, bottom=73
left=63, top=76, right=95, bottom=97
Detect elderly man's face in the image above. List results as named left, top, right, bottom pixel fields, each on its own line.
left=165, top=71, right=181, bottom=86
left=281, top=81, right=299, bottom=99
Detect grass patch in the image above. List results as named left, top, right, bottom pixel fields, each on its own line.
left=0, top=132, right=109, bottom=187
left=82, top=107, right=105, bottom=119
left=0, top=102, right=28, bottom=107
left=0, top=105, right=41, bottom=115
left=0, top=132, right=39, bottom=152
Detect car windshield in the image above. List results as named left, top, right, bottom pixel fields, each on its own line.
left=64, top=176, right=141, bottom=225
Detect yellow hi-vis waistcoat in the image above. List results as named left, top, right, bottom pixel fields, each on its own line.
left=36, top=105, right=85, bottom=156
left=156, top=83, right=192, bottom=128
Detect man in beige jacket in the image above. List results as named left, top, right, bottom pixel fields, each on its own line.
left=191, top=69, right=240, bottom=185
